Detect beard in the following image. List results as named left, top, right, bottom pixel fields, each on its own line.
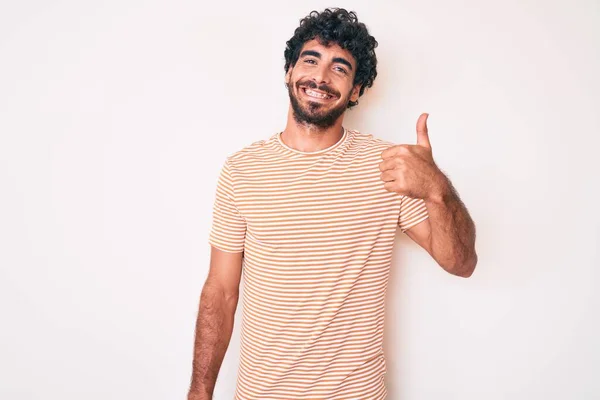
left=288, top=79, right=352, bottom=129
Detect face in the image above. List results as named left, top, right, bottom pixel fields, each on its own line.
left=285, top=39, right=361, bottom=128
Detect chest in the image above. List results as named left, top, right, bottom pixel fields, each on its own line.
left=234, top=157, right=401, bottom=248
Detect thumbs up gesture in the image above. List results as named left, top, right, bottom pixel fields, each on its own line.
left=379, top=113, right=443, bottom=200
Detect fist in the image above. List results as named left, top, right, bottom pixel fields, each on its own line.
left=379, top=113, right=441, bottom=199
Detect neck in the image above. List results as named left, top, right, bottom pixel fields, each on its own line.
left=280, top=106, right=345, bottom=153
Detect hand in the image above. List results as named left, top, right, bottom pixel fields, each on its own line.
left=379, top=113, right=444, bottom=200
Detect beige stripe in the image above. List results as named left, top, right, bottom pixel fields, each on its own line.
left=209, top=129, right=427, bottom=399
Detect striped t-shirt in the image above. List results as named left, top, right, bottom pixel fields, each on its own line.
left=209, top=127, right=429, bottom=400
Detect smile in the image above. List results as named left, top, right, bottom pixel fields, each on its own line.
left=301, top=87, right=336, bottom=100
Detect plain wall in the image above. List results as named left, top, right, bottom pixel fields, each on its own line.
left=1, top=0, right=598, bottom=399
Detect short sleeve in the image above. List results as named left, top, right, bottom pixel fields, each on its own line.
left=208, top=159, right=246, bottom=252
left=398, top=195, right=429, bottom=233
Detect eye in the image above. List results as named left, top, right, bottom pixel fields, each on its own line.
left=334, top=66, right=348, bottom=74
left=304, top=58, right=317, bottom=64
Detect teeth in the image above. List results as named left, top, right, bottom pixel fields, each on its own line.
left=305, top=89, right=331, bottom=99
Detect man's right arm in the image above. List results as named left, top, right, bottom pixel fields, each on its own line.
left=188, top=246, right=244, bottom=400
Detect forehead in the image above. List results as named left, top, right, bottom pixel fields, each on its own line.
left=299, top=39, right=356, bottom=68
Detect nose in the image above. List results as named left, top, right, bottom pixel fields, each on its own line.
left=311, top=63, right=331, bottom=84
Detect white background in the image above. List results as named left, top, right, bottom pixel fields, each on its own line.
left=1, top=0, right=599, bottom=399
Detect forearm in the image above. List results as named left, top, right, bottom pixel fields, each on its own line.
left=188, top=283, right=238, bottom=399
left=425, top=174, right=477, bottom=277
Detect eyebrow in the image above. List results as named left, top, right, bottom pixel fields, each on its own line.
left=299, top=50, right=354, bottom=71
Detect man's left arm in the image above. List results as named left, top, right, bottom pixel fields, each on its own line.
left=380, top=112, right=477, bottom=278
left=405, top=175, right=477, bottom=278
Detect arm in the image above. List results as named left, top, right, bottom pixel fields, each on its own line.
left=379, top=113, right=477, bottom=277
left=405, top=174, right=477, bottom=278
left=188, top=246, right=244, bottom=400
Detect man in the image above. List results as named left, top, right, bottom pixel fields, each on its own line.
left=188, top=8, right=477, bottom=400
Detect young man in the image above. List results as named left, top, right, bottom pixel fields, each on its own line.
left=188, top=8, right=477, bottom=400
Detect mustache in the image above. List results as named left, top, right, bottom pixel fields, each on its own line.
left=297, top=80, right=340, bottom=98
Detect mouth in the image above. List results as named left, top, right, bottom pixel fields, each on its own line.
left=300, top=87, right=337, bottom=101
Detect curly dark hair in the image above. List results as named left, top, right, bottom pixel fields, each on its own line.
left=284, top=8, right=378, bottom=108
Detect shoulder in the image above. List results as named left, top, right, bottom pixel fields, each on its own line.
left=349, top=129, right=396, bottom=154
left=223, top=134, right=277, bottom=170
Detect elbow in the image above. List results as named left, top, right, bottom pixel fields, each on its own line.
left=453, top=253, right=478, bottom=278
left=439, top=252, right=477, bottom=278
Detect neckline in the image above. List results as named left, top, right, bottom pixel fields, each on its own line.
left=276, top=128, right=348, bottom=156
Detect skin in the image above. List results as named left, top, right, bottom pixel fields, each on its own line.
left=380, top=113, right=478, bottom=277
left=188, top=37, right=477, bottom=400
left=188, top=250, right=242, bottom=400
left=281, top=39, right=362, bottom=152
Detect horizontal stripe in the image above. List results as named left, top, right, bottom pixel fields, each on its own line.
left=208, top=128, right=429, bottom=399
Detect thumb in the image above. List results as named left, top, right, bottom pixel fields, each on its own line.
left=416, top=112, right=431, bottom=149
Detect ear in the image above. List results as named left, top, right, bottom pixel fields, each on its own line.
left=285, top=68, right=292, bottom=87
left=350, top=84, right=362, bottom=102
